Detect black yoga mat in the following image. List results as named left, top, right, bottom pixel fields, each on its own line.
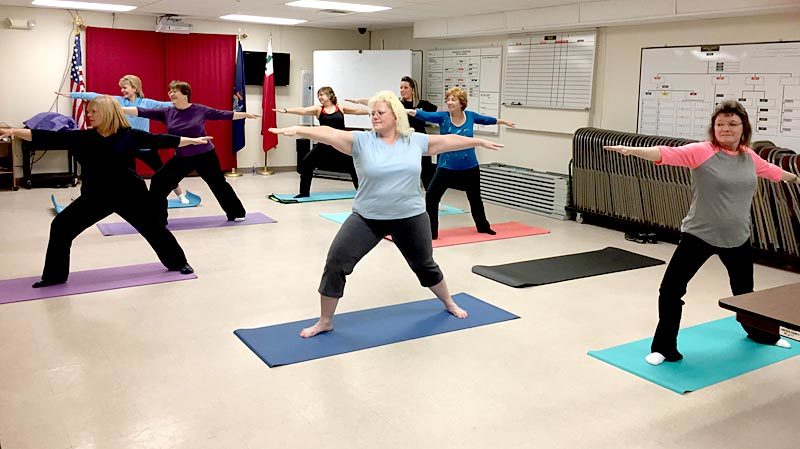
left=472, top=247, right=665, bottom=287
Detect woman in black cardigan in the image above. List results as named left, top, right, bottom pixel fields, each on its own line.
left=0, top=96, right=209, bottom=287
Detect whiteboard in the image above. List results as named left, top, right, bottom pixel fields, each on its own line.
left=638, top=41, right=800, bottom=150
left=503, top=31, right=596, bottom=110
left=313, top=50, right=412, bottom=129
left=426, top=48, right=502, bottom=135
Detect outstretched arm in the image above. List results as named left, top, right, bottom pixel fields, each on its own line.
left=121, top=107, right=139, bottom=117
left=233, top=112, right=260, bottom=120
left=178, top=136, right=213, bottom=147
left=604, top=145, right=662, bottom=161
left=344, top=98, right=369, bottom=105
left=274, top=105, right=321, bottom=116
left=269, top=126, right=354, bottom=155
left=56, top=91, right=101, bottom=101
left=340, top=105, right=369, bottom=115
left=497, top=119, right=515, bottom=128
left=427, top=134, right=503, bottom=156
left=0, top=128, right=32, bottom=141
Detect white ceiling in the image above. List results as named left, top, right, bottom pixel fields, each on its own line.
left=1, top=0, right=597, bottom=30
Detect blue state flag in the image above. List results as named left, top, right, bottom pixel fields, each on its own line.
left=232, top=41, right=246, bottom=153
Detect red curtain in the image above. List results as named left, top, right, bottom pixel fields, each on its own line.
left=85, top=27, right=236, bottom=172
left=165, top=34, right=236, bottom=170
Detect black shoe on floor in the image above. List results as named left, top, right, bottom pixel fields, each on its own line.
left=32, top=279, right=65, bottom=288
left=646, top=232, right=657, bottom=244
left=169, top=263, right=194, bottom=275
left=294, top=193, right=310, bottom=199
left=624, top=232, right=647, bottom=244
left=477, top=227, right=497, bottom=235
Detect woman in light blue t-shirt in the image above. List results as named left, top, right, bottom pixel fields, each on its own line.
left=269, top=91, right=503, bottom=339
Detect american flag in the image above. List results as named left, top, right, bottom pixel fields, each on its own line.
left=70, top=33, right=87, bottom=129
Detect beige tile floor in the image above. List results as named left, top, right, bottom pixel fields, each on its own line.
left=1, top=172, right=799, bottom=449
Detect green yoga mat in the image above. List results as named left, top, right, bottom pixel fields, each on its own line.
left=269, top=190, right=357, bottom=204
left=588, top=316, right=800, bottom=394
left=320, top=204, right=466, bottom=224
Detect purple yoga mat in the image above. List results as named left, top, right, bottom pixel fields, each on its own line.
left=97, top=212, right=277, bottom=236
left=0, top=262, right=197, bottom=305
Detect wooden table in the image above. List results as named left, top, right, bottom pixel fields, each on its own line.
left=719, top=283, right=800, bottom=342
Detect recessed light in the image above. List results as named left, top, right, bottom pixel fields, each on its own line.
left=32, top=0, right=136, bottom=12
left=220, top=14, right=307, bottom=25
left=286, top=0, right=390, bottom=13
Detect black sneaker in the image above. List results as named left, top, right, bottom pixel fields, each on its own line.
left=646, top=232, right=657, bottom=244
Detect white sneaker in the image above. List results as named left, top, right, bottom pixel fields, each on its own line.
left=233, top=216, right=246, bottom=222
left=178, top=194, right=190, bottom=204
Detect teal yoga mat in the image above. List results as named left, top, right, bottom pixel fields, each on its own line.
left=167, top=191, right=201, bottom=208
left=269, top=190, right=357, bottom=204
left=588, top=316, right=800, bottom=394
left=320, top=204, right=466, bottom=224
left=52, top=192, right=201, bottom=214
left=51, top=194, right=65, bottom=214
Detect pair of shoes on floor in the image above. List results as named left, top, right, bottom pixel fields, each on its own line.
left=625, top=232, right=657, bottom=244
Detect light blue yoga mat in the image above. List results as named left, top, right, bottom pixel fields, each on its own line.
left=51, top=194, right=65, bottom=214
left=320, top=204, right=467, bottom=225
left=588, top=316, right=800, bottom=394
left=268, top=190, right=357, bottom=204
left=167, top=191, right=201, bottom=208
left=234, top=292, right=519, bottom=367
left=52, top=192, right=200, bottom=214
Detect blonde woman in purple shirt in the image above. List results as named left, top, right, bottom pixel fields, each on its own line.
left=123, top=80, right=259, bottom=225
left=605, top=100, right=800, bottom=366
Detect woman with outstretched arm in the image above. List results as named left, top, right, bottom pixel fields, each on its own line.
left=269, top=91, right=503, bottom=338
left=0, top=96, right=209, bottom=287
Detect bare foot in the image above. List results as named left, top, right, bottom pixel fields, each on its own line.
left=444, top=302, right=468, bottom=319
left=299, top=320, right=333, bottom=338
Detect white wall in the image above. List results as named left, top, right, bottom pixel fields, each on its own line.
left=0, top=6, right=368, bottom=173
left=371, top=12, right=800, bottom=174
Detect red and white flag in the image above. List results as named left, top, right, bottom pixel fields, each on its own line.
left=70, top=33, right=88, bottom=129
left=261, top=37, right=278, bottom=151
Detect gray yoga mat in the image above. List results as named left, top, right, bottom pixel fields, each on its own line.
left=472, top=247, right=665, bottom=287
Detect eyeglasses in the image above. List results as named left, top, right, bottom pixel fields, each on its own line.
left=369, top=110, right=391, bottom=118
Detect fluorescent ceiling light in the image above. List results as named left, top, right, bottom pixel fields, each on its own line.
left=31, top=0, right=136, bottom=12
left=286, top=0, right=390, bottom=13
left=220, top=14, right=307, bottom=25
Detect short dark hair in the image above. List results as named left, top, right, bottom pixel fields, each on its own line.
left=168, top=80, right=192, bottom=102
left=708, top=100, right=751, bottom=151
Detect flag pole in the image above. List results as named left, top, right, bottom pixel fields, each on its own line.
left=259, top=32, right=276, bottom=176
left=258, top=152, right=274, bottom=176
left=226, top=31, right=248, bottom=178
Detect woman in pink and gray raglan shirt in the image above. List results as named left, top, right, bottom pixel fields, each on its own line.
left=605, top=100, right=800, bottom=366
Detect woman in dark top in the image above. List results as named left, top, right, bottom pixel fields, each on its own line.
left=275, top=86, right=368, bottom=198
left=0, top=96, right=208, bottom=287
left=123, top=80, right=259, bottom=224
left=349, top=76, right=439, bottom=188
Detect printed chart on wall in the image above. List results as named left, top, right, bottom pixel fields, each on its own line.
left=426, top=48, right=502, bottom=134
left=503, top=31, right=596, bottom=110
left=638, top=41, right=800, bottom=150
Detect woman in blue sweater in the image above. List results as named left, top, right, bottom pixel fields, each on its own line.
left=58, top=74, right=190, bottom=203
left=409, top=87, right=515, bottom=239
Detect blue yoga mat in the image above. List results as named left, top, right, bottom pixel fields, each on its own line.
left=588, top=316, right=800, bottom=394
left=167, top=191, right=201, bottom=208
left=51, top=194, right=65, bottom=214
left=320, top=204, right=467, bottom=225
left=235, top=292, right=519, bottom=367
left=52, top=192, right=200, bottom=214
left=268, top=190, right=357, bottom=204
